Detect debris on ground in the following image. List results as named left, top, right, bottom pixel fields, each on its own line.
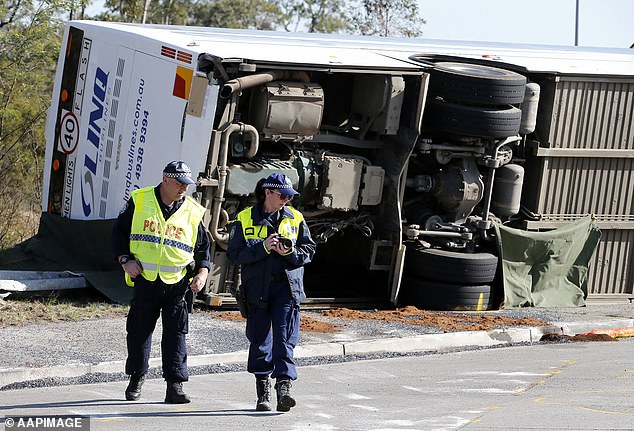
left=300, top=316, right=340, bottom=333
left=541, top=333, right=617, bottom=342
left=213, top=311, right=340, bottom=333
left=539, top=327, right=634, bottom=343
left=320, top=306, right=548, bottom=332
left=581, top=327, right=634, bottom=338
left=213, top=311, right=244, bottom=322
left=215, top=306, right=549, bottom=333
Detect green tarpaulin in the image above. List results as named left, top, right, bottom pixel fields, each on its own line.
left=493, top=216, right=601, bottom=308
left=0, top=213, right=132, bottom=305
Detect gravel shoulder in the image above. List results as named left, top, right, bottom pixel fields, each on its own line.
left=2, top=302, right=633, bottom=369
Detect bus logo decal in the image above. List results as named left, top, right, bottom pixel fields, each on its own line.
left=81, top=66, right=109, bottom=217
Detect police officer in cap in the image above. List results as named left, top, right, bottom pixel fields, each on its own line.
left=112, top=161, right=211, bottom=403
left=227, top=173, right=316, bottom=412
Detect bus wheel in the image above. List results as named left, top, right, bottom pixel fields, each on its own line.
left=404, top=245, right=498, bottom=284
left=428, top=62, right=527, bottom=105
left=400, top=276, right=492, bottom=311
left=423, top=100, right=521, bottom=138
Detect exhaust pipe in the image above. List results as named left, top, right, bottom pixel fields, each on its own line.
left=210, top=123, right=259, bottom=248
left=220, top=70, right=310, bottom=98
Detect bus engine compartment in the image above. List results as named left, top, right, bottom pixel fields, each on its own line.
left=199, top=56, right=540, bottom=308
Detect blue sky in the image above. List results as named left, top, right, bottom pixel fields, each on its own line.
left=420, top=0, right=633, bottom=48
left=84, top=0, right=633, bottom=49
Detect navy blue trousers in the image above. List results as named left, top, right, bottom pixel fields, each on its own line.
left=125, top=276, right=189, bottom=382
left=246, top=280, right=300, bottom=380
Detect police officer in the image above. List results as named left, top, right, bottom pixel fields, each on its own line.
left=227, top=173, right=316, bottom=412
left=112, top=161, right=211, bottom=404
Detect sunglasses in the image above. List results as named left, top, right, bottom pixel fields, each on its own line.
left=270, top=190, right=292, bottom=201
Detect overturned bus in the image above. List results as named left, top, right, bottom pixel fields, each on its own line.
left=38, top=21, right=634, bottom=308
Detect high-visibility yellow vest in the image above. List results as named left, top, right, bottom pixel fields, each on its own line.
left=127, top=186, right=204, bottom=286
left=237, top=206, right=303, bottom=246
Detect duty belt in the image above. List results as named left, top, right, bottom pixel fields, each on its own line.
left=271, top=272, right=287, bottom=282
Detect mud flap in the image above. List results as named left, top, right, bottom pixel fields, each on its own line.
left=389, top=244, right=407, bottom=305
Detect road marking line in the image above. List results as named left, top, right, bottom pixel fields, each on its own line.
left=345, top=392, right=371, bottom=399
left=349, top=404, right=379, bottom=411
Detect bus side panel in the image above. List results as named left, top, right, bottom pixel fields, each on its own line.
left=43, top=24, right=215, bottom=220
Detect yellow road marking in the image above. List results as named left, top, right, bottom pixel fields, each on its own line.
left=533, top=396, right=634, bottom=416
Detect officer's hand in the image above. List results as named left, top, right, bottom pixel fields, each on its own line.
left=190, top=270, right=208, bottom=293
left=122, top=260, right=142, bottom=278
left=272, top=242, right=292, bottom=255
left=264, top=234, right=279, bottom=252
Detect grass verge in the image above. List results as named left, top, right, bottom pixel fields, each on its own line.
left=0, top=289, right=128, bottom=328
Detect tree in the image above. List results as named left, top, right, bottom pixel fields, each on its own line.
left=99, top=0, right=145, bottom=22
left=99, top=0, right=423, bottom=36
left=0, top=0, right=75, bottom=249
left=154, top=0, right=190, bottom=24
left=97, top=0, right=190, bottom=24
left=350, top=0, right=425, bottom=37
left=189, top=0, right=284, bottom=29
left=188, top=0, right=349, bottom=32
left=279, top=0, right=350, bottom=33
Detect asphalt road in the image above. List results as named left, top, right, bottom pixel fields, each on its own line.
left=1, top=338, right=633, bottom=430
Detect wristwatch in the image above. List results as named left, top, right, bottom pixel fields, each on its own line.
left=119, top=255, right=130, bottom=265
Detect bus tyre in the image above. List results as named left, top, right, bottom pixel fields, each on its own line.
left=424, top=100, right=522, bottom=138
left=404, top=245, right=498, bottom=284
left=428, top=62, right=527, bottom=105
left=400, top=276, right=491, bottom=311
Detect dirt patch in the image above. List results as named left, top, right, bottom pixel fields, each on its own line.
left=214, top=306, right=548, bottom=333
left=214, top=311, right=245, bottom=322
left=321, top=306, right=548, bottom=332
left=214, top=311, right=340, bottom=333
left=300, top=316, right=339, bottom=333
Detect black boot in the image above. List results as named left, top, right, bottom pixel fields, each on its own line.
left=275, top=378, right=296, bottom=412
left=165, top=380, right=191, bottom=404
left=255, top=377, right=272, bottom=411
left=125, top=374, right=145, bottom=401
